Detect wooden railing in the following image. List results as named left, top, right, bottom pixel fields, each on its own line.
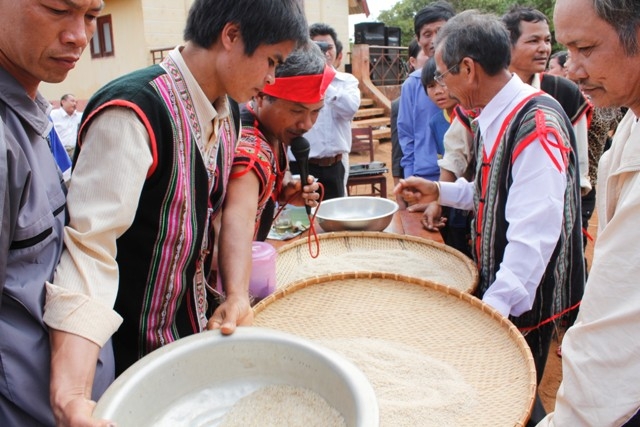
left=150, top=46, right=175, bottom=64
left=366, top=45, right=410, bottom=86
left=350, top=44, right=409, bottom=115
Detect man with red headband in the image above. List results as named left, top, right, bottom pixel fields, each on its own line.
left=225, top=43, right=330, bottom=242
left=288, top=23, right=361, bottom=200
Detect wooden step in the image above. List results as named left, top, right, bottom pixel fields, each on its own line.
left=351, top=117, right=390, bottom=128
left=359, top=98, right=374, bottom=108
left=372, top=127, right=391, bottom=141
left=350, top=139, right=380, bottom=154
left=353, top=107, right=385, bottom=119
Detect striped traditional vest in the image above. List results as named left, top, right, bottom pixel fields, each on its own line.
left=79, top=56, right=238, bottom=373
left=472, top=94, right=584, bottom=331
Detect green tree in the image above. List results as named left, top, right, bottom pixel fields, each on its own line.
left=377, top=0, right=557, bottom=47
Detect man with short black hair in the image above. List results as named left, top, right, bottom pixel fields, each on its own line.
left=228, top=43, right=328, bottom=241
left=43, top=0, right=308, bottom=424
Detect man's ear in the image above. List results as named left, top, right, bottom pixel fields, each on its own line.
left=409, top=57, right=417, bottom=71
left=333, top=53, right=343, bottom=69
left=460, top=57, right=476, bottom=82
left=220, top=22, right=241, bottom=50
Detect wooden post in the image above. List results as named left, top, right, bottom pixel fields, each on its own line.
left=351, top=44, right=391, bottom=115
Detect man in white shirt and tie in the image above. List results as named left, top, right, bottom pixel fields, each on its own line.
left=289, top=23, right=360, bottom=200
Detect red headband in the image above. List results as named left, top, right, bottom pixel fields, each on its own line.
left=262, top=65, right=336, bottom=104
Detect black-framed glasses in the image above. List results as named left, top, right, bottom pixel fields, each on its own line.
left=434, top=60, right=462, bottom=86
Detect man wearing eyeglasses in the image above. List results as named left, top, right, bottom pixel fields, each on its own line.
left=430, top=7, right=592, bottom=266
left=395, top=11, right=584, bottom=426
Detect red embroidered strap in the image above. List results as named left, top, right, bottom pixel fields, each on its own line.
left=519, top=300, right=581, bottom=334
left=485, top=92, right=543, bottom=161
left=229, top=156, right=258, bottom=180
left=511, top=109, right=571, bottom=173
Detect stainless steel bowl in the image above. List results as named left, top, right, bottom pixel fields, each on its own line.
left=315, top=197, right=399, bottom=232
left=93, top=327, right=379, bottom=426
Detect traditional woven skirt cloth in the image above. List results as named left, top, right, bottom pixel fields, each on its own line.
left=253, top=272, right=536, bottom=427
left=275, top=231, right=478, bottom=293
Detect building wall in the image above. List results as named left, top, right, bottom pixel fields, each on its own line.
left=304, top=0, right=352, bottom=66
left=40, top=0, right=150, bottom=105
left=40, top=0, right=353, bottom=105
left=141, top=0, right=193, bottom=52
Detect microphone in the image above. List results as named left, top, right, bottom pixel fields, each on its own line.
left=290, top=136, right=312, bottom=215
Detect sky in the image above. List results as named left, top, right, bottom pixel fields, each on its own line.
left=348, top=0, right=396, bottom=41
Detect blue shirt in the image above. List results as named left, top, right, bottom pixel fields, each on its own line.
left=48, top=122, right=72, bottom=176
left=397, top=69, right=441, bottom=180
left=428, top=109, right=449, bottom=156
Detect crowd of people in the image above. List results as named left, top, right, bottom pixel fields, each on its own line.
left=392, top=0, right=640, bottom=426
left=1, top=0, right=639, bottom=425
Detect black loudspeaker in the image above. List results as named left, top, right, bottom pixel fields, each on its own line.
left=354, top=22, right=385, bottom=46
left=385, top=27, right=401, bottom=47
left=355, top=23, right=403, bottom=85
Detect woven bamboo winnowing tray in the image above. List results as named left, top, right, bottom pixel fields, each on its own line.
left=253, top=272, right=536, bottom=427
left=276, top=231, right=479, bottom=293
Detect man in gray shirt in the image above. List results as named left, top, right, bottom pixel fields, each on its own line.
left=0, top=1, right=114, bottom=426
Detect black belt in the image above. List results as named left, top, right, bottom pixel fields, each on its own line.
left=307, top=154, right=343, bottom=167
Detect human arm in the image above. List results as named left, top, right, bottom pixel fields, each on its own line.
left=49, top=332, right=110, bottom=427
left=438, top=115, right=476, bottom=181
left=45, top=108, right=151, bottom=425
left=393, top=176, right=440, bottom=206
left=207, top=164, right=256, bottom=334
left=323, top=74, right=360, bottom=120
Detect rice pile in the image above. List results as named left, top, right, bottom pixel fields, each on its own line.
left=289, top=249, right=454, bottom=286
left=219, top=384, right=346, bottom=427
left=318, top=337, right=478, bottom=426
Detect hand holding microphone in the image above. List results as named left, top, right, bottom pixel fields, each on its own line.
left=289, top=136, right=322, bottom=259
left=289, top=136, right=315, bottom=215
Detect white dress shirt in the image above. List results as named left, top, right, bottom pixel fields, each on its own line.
left=50, top=107, right=82, bottom=149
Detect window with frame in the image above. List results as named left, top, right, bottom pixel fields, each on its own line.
left=90, top=15, right=114, bottom=59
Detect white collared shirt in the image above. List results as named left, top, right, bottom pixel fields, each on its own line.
left=50, top=107, right=82, bottom=149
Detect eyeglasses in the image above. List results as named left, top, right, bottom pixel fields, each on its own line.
left=434, top=62, right=460, bottom=87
